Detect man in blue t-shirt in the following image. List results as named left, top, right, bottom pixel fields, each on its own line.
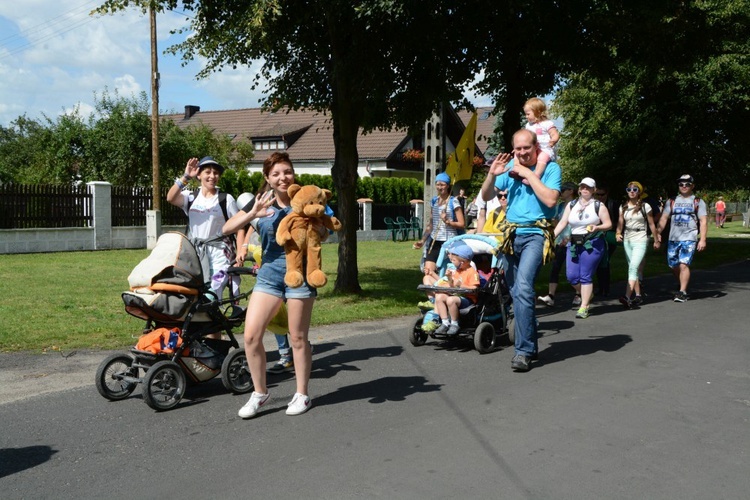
left=481, top=129, right=561, bottom=372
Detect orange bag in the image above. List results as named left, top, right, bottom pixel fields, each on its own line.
left=135, top=327, right=187, bottom=355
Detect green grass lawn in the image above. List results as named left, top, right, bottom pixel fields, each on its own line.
left=1, top=220, right=748, bottom=352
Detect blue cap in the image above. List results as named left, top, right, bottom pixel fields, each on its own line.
left=448, top=240, right=473, bottom=261
left=198, top=156, right=225, bottom=174
left=435, top=172, right=451, bottom=184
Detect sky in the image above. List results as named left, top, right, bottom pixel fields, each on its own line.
left=0, top=1, right=493, bottom=129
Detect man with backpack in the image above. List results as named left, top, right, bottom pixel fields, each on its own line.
left=654, top=174, right=707, bottom=302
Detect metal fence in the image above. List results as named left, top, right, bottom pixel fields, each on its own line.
left=0, top=184, right=92, bottom=229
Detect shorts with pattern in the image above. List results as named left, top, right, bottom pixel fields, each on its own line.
left=667, top=240, right=696, bottom=268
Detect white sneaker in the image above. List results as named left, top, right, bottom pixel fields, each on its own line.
left=537, top=295, right=555, bottom=307
left=286, top=392, right=312, bottom=416
left=572, top=294, right=582, bottom=306
left=238, top=392, right=270, bottom=419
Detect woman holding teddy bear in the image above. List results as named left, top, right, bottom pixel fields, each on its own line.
left=223, top=152, right=325, bottom=418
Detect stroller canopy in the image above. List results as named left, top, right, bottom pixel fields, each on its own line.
left=128, top=232, right=204, bottom=291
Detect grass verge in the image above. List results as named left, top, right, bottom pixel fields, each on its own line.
left=1, top=221, right=747, bottom=352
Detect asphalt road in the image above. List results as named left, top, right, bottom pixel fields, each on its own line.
left=1, top=260, right=749, bottom=499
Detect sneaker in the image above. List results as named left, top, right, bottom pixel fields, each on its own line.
left=511, top=354, right=531, bottom=372
left=618, top=296, right=632, bottom=309
left=674, top=291, right=689, bottom=303
left=267, top=355, right=294, bottom=374
left=286, top=392, right=312, bottom=416
left=633, top=295, right=643, bottom=305
left=446, top=324, right=460, bottom=335
left=417, top=300, right=434, bottom=310
left=238, top=392, right=270, bottom=419
left=575, top=307, right=590, bottom=319
left=537, top=295, right=555, bottom=307
left=572, top=294, right=582, bottom=307
left=434, top=323, right=449, bottom=334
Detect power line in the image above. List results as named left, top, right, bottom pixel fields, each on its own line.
left=0, top=3, right=195, bottom=62
left=0, top=0, right=99, bottom=45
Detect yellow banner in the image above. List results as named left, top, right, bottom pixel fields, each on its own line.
left=445, top=111, right=477, bottom=182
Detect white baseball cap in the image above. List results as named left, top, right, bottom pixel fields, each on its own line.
left=579, top=177, right=596, bottom=189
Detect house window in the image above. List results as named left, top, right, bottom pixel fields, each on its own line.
left=254, top=143, right=262, bottom=150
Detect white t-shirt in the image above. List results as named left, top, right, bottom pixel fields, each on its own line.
left=181, top=188, right=238, bottom=240
left=180, top=188, right=239, bottom=283
left=525, top=120, right=557, bottom=160
left=620, top=203, right=652, bottom=242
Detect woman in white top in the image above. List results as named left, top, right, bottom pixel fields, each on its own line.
left=167, top=156, right=239, bottom=300
left=615, top=181, right=659, bottom=308
left=553, top=177, right=612, bottom=319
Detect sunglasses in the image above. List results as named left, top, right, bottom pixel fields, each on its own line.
left=678, top=182, right=693, bottom=187
left=497, top=193, right=508, bottom=199
left=626, top=187, right=639, bottom=193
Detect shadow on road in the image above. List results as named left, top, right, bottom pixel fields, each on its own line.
left=314, top=375, right=442, bottom=408
left=0, top=446, right=58, bottom=479
left=539, top=333, right=633, bottom=366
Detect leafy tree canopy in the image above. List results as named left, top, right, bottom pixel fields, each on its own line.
left=0, top=89, right=254, bottom=186
left=553, top=0, right=750, bottom=195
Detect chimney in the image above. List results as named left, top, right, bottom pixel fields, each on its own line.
left=184, top=105, right=200, bottom=119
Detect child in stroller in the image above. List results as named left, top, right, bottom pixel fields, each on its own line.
left=96, top=232, right=255, bottom=411
left=429, top=240, right=481, bottom=336
left=412, top=234, right=514, bottom=353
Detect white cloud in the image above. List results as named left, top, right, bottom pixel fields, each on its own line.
left=0, top=2, right=273, bottom=126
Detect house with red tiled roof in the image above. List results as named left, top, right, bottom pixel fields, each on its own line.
left=164, top=105, right=497, bottom=179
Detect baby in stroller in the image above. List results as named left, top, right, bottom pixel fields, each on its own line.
left=412, top=234, right=513, bottom=353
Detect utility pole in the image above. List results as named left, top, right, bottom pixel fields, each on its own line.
left=150, top=5, right=160, bottom=210
left=146, top=4, right=161, bottom=249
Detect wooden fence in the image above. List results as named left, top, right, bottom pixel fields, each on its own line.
left=111, top=186, right=186, bottom=226
left=0, top=184, right=92, bottom=229
left=0, top=184, right=361, bottom=229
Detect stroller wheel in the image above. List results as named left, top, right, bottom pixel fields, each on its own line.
left=96, top=353, right=138, bottom=401
left=142, top=360, right=186, bottom=411
left=409, top=318, right=428, bottom=347
left=474, top=322, right=496, bottom=354
left=221, top=348, right=253, bottom=394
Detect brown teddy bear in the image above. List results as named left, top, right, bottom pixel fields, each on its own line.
left=276, top=184, right=342, bottom=288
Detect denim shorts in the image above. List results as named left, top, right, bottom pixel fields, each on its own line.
left=253, top=263, right=318, bottom=300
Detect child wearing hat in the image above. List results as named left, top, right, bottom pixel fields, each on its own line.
left=433, top=241, right=481, bottom=335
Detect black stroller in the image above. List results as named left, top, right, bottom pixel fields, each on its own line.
left=95, top=232, right=254, bottom=411
left=411, top=234, right=514, bottom=353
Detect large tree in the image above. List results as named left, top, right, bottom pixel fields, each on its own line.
left=96, top=0, right=478, bottom=293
